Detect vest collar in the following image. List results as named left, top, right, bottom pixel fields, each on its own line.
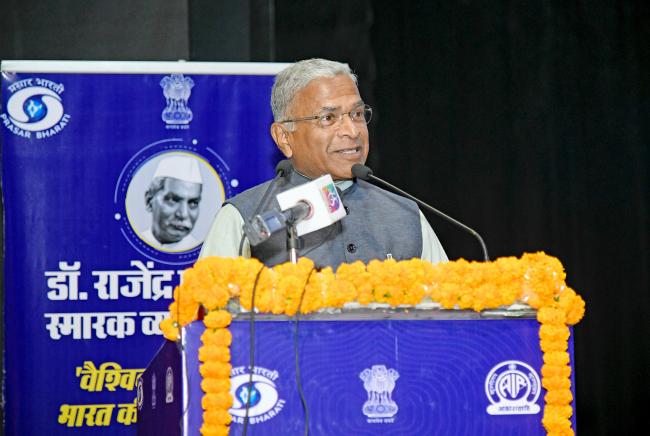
left=289, top=168, right=355, bottom=192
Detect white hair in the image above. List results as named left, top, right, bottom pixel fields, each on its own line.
left=271, top=58, right=358, bottom=128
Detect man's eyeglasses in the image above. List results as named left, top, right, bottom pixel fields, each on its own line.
left=279, top=104, right=373, bottom=128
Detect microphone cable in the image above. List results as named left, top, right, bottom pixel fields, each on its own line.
left=294, top=267, right=316, bottom=436
left=242, top=264, right=266, bottom=436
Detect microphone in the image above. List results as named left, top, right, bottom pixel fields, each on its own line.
left=240, top=160, right=293, bottom=254
left=249, top=201, right=312, bottom=243
left=351, top=163, right=489, bottom=261
left=247, top=174, right=347, bottom=246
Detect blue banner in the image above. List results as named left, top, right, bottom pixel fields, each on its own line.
left=141, top=317, right=576, bottom=435
left=1, top=62, right=286, bottom=435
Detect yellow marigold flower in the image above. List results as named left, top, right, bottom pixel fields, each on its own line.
left=201, top=390, right=233, bottom=407
left=199, top=361, right=231, bottom=379
left=204, top=310, right=232, bottom=329
left=543, top=351, right=570, bottom=366
left=542, top=413, right=572, bottom=432
left=541, top=364, right=572, bottom=379
left=544, top=405, right=573, bottom=420
left=160, top=317, right=179, bottom=341
left=198, top=345, right=231, bottom=363
left=201, top=378, right=230, bottom=396
left=542, top=376, right=571, bottom=391
left=539, top=325, right=570, bottom=342
left=200, top=423, right=230, bottom=436
left=540, top=338, right=568, bottom=353
left=167, top=300, right=200, bottom=326
left=561, top=289, right=586, bottom=325
left=545, top=388, right=573, bottom=405
left=337, top=260, right=372, bottom=300
left=537, top=307, right=566, bottom=325
left=547, top=430, right=574, bottom=436
left=203, top=409, right=233, bottom=425
left=201, top=328, right=232, bottom=347
left=458, top=293, right=473, bottom=309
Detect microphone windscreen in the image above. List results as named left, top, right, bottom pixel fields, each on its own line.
left=351, top=163, right=373, bottom=180
left=275, top=159, right=293, bottom=176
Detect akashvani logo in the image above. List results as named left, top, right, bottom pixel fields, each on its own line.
left=1, top=78, right=71, bottom=139
left=485, top=360, right=541, bottom=415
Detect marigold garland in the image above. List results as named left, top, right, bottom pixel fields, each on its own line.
left=160, top=252, right=585, bottom=436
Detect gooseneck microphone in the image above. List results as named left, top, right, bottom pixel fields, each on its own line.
left=239, top=159, right=293, bottom=255
left=351, top=163, right=489, bottom=261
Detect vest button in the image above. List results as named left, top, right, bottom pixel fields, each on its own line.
left=344, top=205, right=350, bottom=214
left=347, top=243, right=357, bottom=253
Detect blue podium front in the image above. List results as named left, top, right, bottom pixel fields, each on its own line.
left=139, top=311, right=576, bottom=435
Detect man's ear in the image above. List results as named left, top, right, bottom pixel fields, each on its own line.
left=271, top=123, right=293, bottom=158
left=144, top=193, right=153, bottom=212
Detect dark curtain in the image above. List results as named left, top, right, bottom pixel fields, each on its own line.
left=369, top=2, right=648, bottom=434
left=1, top=1, right=648, bottom=434
left=275, top=1, right=649, bottom=434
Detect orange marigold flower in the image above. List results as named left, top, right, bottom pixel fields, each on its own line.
left=203, top=409, right=232, bottom=425
left=201, top=378, right=230, bottom=396
left=203, top=310, right=232, bottom=329
left=540, top=339, right=568, bottom=353
left=537, top=307, right=566, bottom=325
left=543, top=351, right=570, bottom=366
left=545, top=388, right=573, bottom=405
left=200, top=423, right=230, bottom=436
left=544, top=405, right=573, bottom=420
left=542, top=414, right=572, bottom=432
left=201, top=391, right=233, bottom=408
left=160, top=317, right=179, bottom=341
left=198, top=345, right=231, bottom=363
left=199, top=361, right=231, bottom=379
left=201, top=328, right=232, bottom=347
left=542, top=376, right=572, bottom=391
left=541, top=364, right=572, bottom=379
left=539, top=325, right=570, bottom=342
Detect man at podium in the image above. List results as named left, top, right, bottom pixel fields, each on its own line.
left=200, top=58, right=447, bottom=268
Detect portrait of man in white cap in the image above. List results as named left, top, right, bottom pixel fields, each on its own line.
left=141, top=154, right=203, bottom=251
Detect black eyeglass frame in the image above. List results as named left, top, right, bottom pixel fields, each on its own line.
left=278, top=104, right=373, bottom=127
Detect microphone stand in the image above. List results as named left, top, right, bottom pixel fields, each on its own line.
left=287, top=224, right=300, bottom=264
left=352, top=164, right=489, bottom=261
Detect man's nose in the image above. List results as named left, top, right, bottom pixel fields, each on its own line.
left=175, top=202, right=190, bottom=219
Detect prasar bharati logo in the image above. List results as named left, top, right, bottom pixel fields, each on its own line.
left=360, top=364, right=400, bottom=423
left=160, top=74, right=194, bottom=129
left=229, top=366, right=285, bottom=425
left=1, top=78, right=71, bottom=139
left=165, top=366, right=174, bottom=404
left=485, top=360, right=541, bottom=415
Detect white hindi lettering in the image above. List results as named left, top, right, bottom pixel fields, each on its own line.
left=92, top=261, right=177, bottom=301
left=44, top=312, right=138, bottom=340
left=139, top=311, right=169, bottom=336
left=45, top=261, right=87, bottom=301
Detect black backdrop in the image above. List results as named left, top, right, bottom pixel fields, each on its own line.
left=1, top=1, right=648, bottom=434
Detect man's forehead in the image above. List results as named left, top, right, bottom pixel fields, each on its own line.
left=293, top=75, right=362, bottom=110
left=162, top=177, right=202, bottom=195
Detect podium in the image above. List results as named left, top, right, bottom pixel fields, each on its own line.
left=138, top=307, right=576, bottom=435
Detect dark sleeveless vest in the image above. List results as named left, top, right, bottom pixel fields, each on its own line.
left=227, top=172, right=422, bottom=269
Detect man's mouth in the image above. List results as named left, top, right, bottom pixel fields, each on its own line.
left=333, top=146, right=362, bottom=156
left=168, top=224, right=191, bottom=234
